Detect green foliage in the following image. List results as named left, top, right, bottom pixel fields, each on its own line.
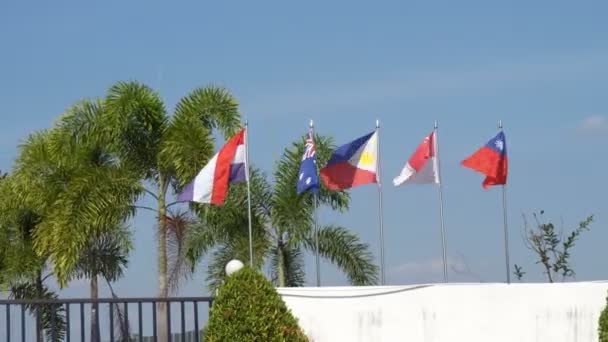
left=0, top=175, right=65, bottom=340
left=73, top=225, right=132, bottom=283
left=0, top=101, right=134, bottom=340
left=7, top=101, right=141, bottom=284
left=516, top=210, right=593, bottom=282
left=204, top=267, right=309, bottom=342
left=10, top=280, right=66, bottom=341
left=513, top=264, right=525, bottom=281
left=98, top=81, right=240, bottom=339
left=599, top=293, right=608, bottom=342
left=187, top=134, right=379, bottom=291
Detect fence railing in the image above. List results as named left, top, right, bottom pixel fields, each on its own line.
left=0, top=296, right=213, bottom=342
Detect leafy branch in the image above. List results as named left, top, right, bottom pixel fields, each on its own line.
left=514, top=210, right=593, bottom=282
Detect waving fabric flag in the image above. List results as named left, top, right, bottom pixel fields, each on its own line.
left=320, top=131, right=378, bottom=191
left=178, top=128, right=246, bottom=205
left=393, top=131, right=439, bottom=186
left=461, top=131, right=508, bottom=189
left=297, top=128, right=319, bottom=194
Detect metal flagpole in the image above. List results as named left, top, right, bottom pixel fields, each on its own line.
left=245, top=120, right=254, bottom=267
left=498, top=120, right=511, bottom=284
left=310, top=120, right=321, bottom=287
left=376, top=119, right=386, bottom=285
left=314, top=193, right=321, bottom=286
left=434, top=120, right=449, bottom=283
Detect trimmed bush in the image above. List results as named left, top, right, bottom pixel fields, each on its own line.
left=599, top=293, right=608, bottom=341
left=204, top=267, right=309, bottom=342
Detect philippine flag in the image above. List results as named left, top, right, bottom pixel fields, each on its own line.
left=393, top=131, right=439, bottom=186
left=320, top=131, right=378, bottom=191
left=178, top=128, right=247, bottom=205
left=461, top=131, right=508, bottom=189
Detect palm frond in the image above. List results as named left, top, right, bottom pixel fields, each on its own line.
left=161, top=113, right=214, bottom=191
left=305, top=225, right=379, bottom=285
left=275, top=134, right=350, bottom=210
left=6, top=101, right=143, bottom=285
left=73, top=225, right=131, bottom=283
left=164, top=85, right=241, bottom=193
left=10, top=280, right=66, bottom=341
left=105, top=280, right=131, bottom=341
left=270, top=242, right=306, bottom=287
left=188, top=168, right=272, bottom=289
left=271, top=134, right=349, bottom=242
left=165, top=210, right=197, bottom=293
left=174, top=86, right=241, bottom=138
left=205, top=235, right=269, bottom=293
left=104, top=81, right=168, bottom=178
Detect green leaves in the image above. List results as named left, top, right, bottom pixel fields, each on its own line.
left=105, top=81, right=167, bottom=178
left=4, top=99, right=142, bottom=285
left=204, top=267, right=309, bottom=342
left=10, top=280, right=67, bottom=341
left=306, top=225, right=379, bottom=286
left=520, top=211, right=594, bottom=282
left=599, top=292, right=608, bottom=342
left=163, top=85, right=241, bottom=191
left=73, top=224, right=132, bottom=283
left=173, top=86, right=241, bottom=138
left=2, top=80, right=242, bottom=297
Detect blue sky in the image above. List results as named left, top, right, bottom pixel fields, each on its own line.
left=1, top=0, right=607, bottom=301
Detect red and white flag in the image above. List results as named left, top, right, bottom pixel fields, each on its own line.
left=393, top=131, right=440, bottom=186
left=178, top=128, right=247, bottom=205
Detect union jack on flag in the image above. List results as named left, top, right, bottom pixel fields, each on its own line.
left=296, top=128, right=320, bottom=194
left=303, top=130, right=316, bottom=160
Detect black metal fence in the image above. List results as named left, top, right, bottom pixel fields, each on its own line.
left=0, top=296, right=213, bottom=342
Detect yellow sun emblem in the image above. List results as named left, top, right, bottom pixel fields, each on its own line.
left=359, top=151, right=376, bottom=166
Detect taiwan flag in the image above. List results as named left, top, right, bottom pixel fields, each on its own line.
left=461, top=131, right=508, bottom=189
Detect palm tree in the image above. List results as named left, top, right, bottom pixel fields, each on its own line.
left=187, top=134, right=379, bottom=289
left=4, top=85, right=237, bottom=338
left=98, top=81, right=241, bottom=338
left=3, top=100, right=139, bottom=340
left=0, top=177, right=66, bottom=341
left=73, top=225, right=131, bottom=342
left=9, top=100, right=141, bottom=284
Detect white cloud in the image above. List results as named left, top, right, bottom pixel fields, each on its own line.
left=390, top=253, right=486, bottom=284
left=578, top=115, right=608, bottom=133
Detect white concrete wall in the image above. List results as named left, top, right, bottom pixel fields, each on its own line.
left=278, top=282, right=608, bottom=342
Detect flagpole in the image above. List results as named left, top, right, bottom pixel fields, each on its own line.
left=434, top=120, right=449, bottom=283
left=498, top=120, right=511, bottom=284
left=310, top=119, right=321, bottom=287
left=376, top=119, right=386, bottom=285
left=245, top=120, right=254, bottom=267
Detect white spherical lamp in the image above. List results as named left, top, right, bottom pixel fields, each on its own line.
left=225, top=259, right=244, bottom=276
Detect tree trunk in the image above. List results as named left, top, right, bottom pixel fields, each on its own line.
left=157, top=178, right=169, bottom=341
left=277, top=241, right=286, bottom=287
left=35, top=271, right=43, bottom=342
left=90, top=275, right=100, bottom=342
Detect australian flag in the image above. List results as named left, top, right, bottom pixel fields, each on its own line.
left=296, top=128, right=320, bottom=194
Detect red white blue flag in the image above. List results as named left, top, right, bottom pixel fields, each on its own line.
left=178, top=128, right=246, bottom=205
left=461, top=131, right=508, bottom=189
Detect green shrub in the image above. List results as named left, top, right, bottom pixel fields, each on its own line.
left=204, top=267, right=309, bottom=342
left=599, top=292, right=608, bottom=342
